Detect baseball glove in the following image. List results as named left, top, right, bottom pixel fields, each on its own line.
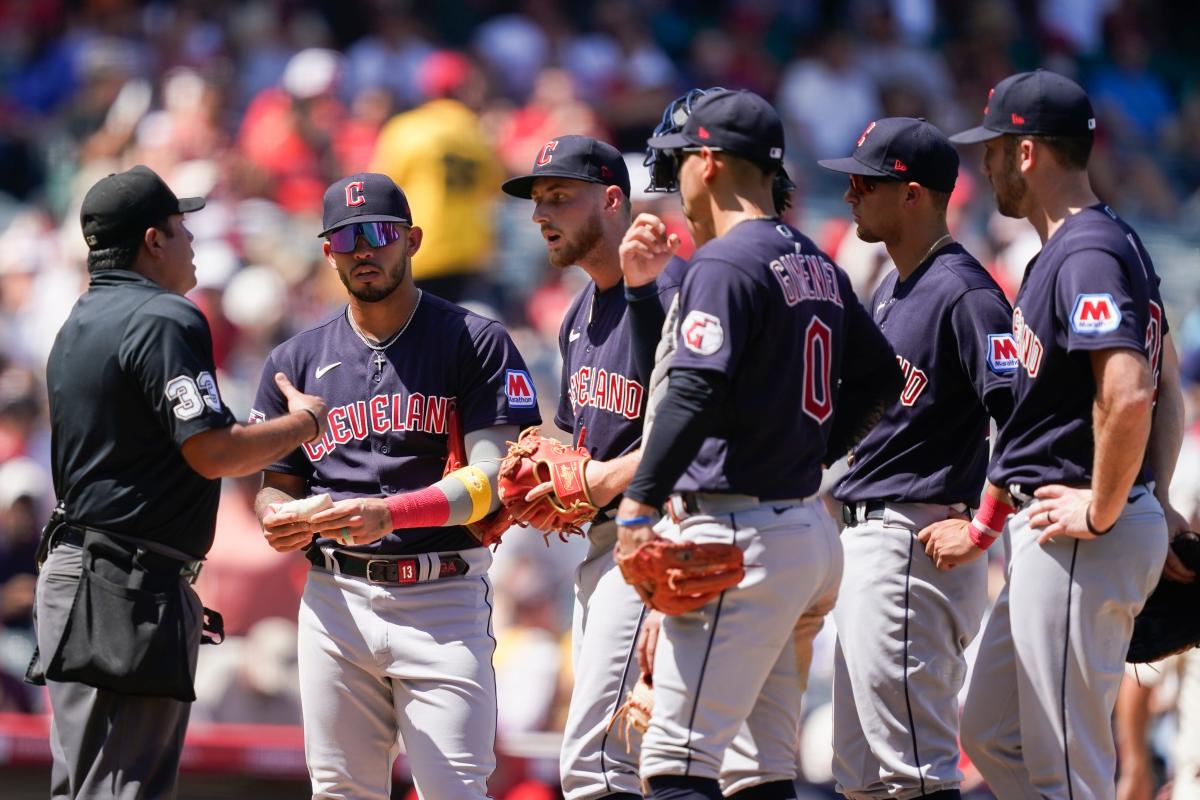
left=1127, top=531, right=1200, bottom=664
left=497, top=427, right=597, bottom=541
left=608, top=675, right=653, bottom=752
left=616, top=539, right=745, bottom=615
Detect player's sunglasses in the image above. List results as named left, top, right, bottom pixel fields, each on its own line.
left=326, top=222, right=405, bottom=253
left=848, top=174, right=899, bottom=195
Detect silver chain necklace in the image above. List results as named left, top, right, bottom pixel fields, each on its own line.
left=918, top=233, right=953, bottom=266
left=346, top=289, right=423, bottom=372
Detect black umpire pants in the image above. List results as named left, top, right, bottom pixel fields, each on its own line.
left=34, top=543, right=199, bottom=799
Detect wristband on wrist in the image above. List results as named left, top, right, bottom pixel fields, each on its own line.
left=1085, top=502, right=1115, bottom=536
left=969, top=493, right=1016, bottom=550
left=385, top=487, right=451, bottom=530
left=615, top=514, right=655, bottom=527
left=299, top=407, right=322, bottom=442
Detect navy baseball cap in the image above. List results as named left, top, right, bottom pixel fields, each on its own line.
left=80, top=165, right=205, bottom=249
left=949, top=69, right=1096, bottom=145
left=319, top=172, right=412, bottom=237
left=501, top=135, right=631, bottom=199
left=818, top=117, right=959, bottom=193
left=646, top=89, right=785, bottom=167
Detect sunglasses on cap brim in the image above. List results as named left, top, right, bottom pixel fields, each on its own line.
left=326, top=221, right=406, bottom=253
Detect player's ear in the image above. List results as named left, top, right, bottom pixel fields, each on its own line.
left=1018, top=137, right=1037, bottom=175
left=603, top=185, right=625, bottom=215
left=406, top=225, right=423, bottom=257
left=904, top=182, right=921, bottom=208
left=322, top=240, right=336, bottom=269
left=143, top=226, right=163, bottom=257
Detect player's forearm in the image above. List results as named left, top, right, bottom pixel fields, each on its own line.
left=1147, top=336, right=1184, bottom=504
left=1090, top=351, right=1155, bottom=529
left=385, top=424, right=517, bottom=529
left=588, top=449, right=642, bottom=507
left=182, top=412, right=319, bottom=479
left=625, top=368, right=728, bottom=508
left=626, top=282, right=667, bottom=383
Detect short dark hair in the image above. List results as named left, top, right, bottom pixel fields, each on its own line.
left=85, top=217, right=175, bottom=273
left=1006, top=132, right=1093, bottom=171
left=926, top=188, right=952, bottom=213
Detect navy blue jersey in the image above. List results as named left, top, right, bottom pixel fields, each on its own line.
left=834, top=245, right=1014, bottom=505
left=251, top=293, right=541, bottom=555
left=556, top=264, right=686, bottom=460
left=667, top=219, right=884, bottom=499
left=989, top=205, right=1168, bottom=490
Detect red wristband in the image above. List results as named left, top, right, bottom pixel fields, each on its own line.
left=385, top=487, right=451, bottom=530
left=969, top=493, right=1016, bottom=550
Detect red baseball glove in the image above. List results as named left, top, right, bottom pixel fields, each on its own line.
left=497, top=427, right=598, bottom=540
left=615, top=539, right=745, bottom=615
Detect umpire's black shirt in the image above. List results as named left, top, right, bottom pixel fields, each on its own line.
left=47, top=269, right=235, bottom=558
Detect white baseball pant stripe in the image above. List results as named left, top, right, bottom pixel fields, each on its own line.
left=297, top=547, right=497, bottom=800
left=832, top=502, right=989, bottom=800
left=961, top=490, right=1167, bottom=800
left=560, top=520, right=647, bottom=800
left=640, top=497, right=843, bottom=795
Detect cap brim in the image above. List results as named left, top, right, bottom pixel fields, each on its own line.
left=646, top=132, right=690, bottom=150
left=947, top=126, right=1003, bottom=145
left=178, top=196, right=206, bottom=213
left=816, top=156, right=891, bottom=178
left=501, top=171, right=609, bottom=199
left=317, top=214, right=412, bottom=238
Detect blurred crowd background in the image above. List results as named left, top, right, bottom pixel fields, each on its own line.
left=1, top=0, right=1199, bottom=797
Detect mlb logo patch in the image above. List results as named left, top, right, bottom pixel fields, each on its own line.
left=1070, top=293, right=1121, bottom=335
left=987, top=333, right=1019, bottom=375
left=505, top=369, right=537, bottom=408
left=681, top=310, right=724, bottom=356
left=248, top=409, right=266, bottom=424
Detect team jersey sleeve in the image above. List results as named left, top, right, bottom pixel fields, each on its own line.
left=1055, top=249, right=1146, bottom=354
left=668, top=258, right=761, bottom=375
left=250, top=349, right=313, bottom=477
left=458, top=321, right=543, bottom=434
left=118, top=295, right=236, bottom=447
left=950, top=287, right=1015, bottom=427
left=554, top=310, right=574, bottom=434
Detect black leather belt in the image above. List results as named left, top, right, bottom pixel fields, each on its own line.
left=306, top=548, right=470, bottom=585
left=50, top=525, right=203, bottom=582
left=841, top=500, right=886, bottom=527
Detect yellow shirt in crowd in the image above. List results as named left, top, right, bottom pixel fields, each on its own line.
left=371, top=99, right=503, bottom=279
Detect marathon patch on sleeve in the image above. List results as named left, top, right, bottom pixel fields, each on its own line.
left=505, top=369, right=537, bottom=408
left=681, top=310, right=724, bottom=356
left=986, top=333, right=1019, bottom=375
left=1070, top=293, right=1121, bottom=335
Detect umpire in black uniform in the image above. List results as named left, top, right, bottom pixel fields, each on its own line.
left=33, top=165, right=328, bottom=799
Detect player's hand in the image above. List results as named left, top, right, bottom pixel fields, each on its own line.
left=308, top=498, right=393, bottom=546
left=917, top=519, right=986, bottom=571
left=615, top=497, right=661, bottom=556
left=637, top=610, right=663, bottom=680
left=276, top=372, right=327, bottom=440
left=1029, top=485, right=1097, bottom=545
left=1162, top=502, right=1196, bottom=584
left=619, top=213, right=680, bottom=288
left=260, top=504, right=317, bottom=553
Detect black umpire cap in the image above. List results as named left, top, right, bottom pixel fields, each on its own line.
left=319, top=172, right=413, bottom=237
left=80, top=165, right=205, bottom=250
left=949, top=69, right=1096, bottom=145
left=502, top=135, right=631, bottom=199
left=646, top=89, right=785, bottom=168
left=819, top=117, right=959, bottom=193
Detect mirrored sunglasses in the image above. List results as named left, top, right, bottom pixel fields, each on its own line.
left=848, top=174, right=899, bottom=195
left=326, top=221, right=405, bottom=253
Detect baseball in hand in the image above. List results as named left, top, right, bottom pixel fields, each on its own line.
left=274, top=493, right=333, bottom=520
